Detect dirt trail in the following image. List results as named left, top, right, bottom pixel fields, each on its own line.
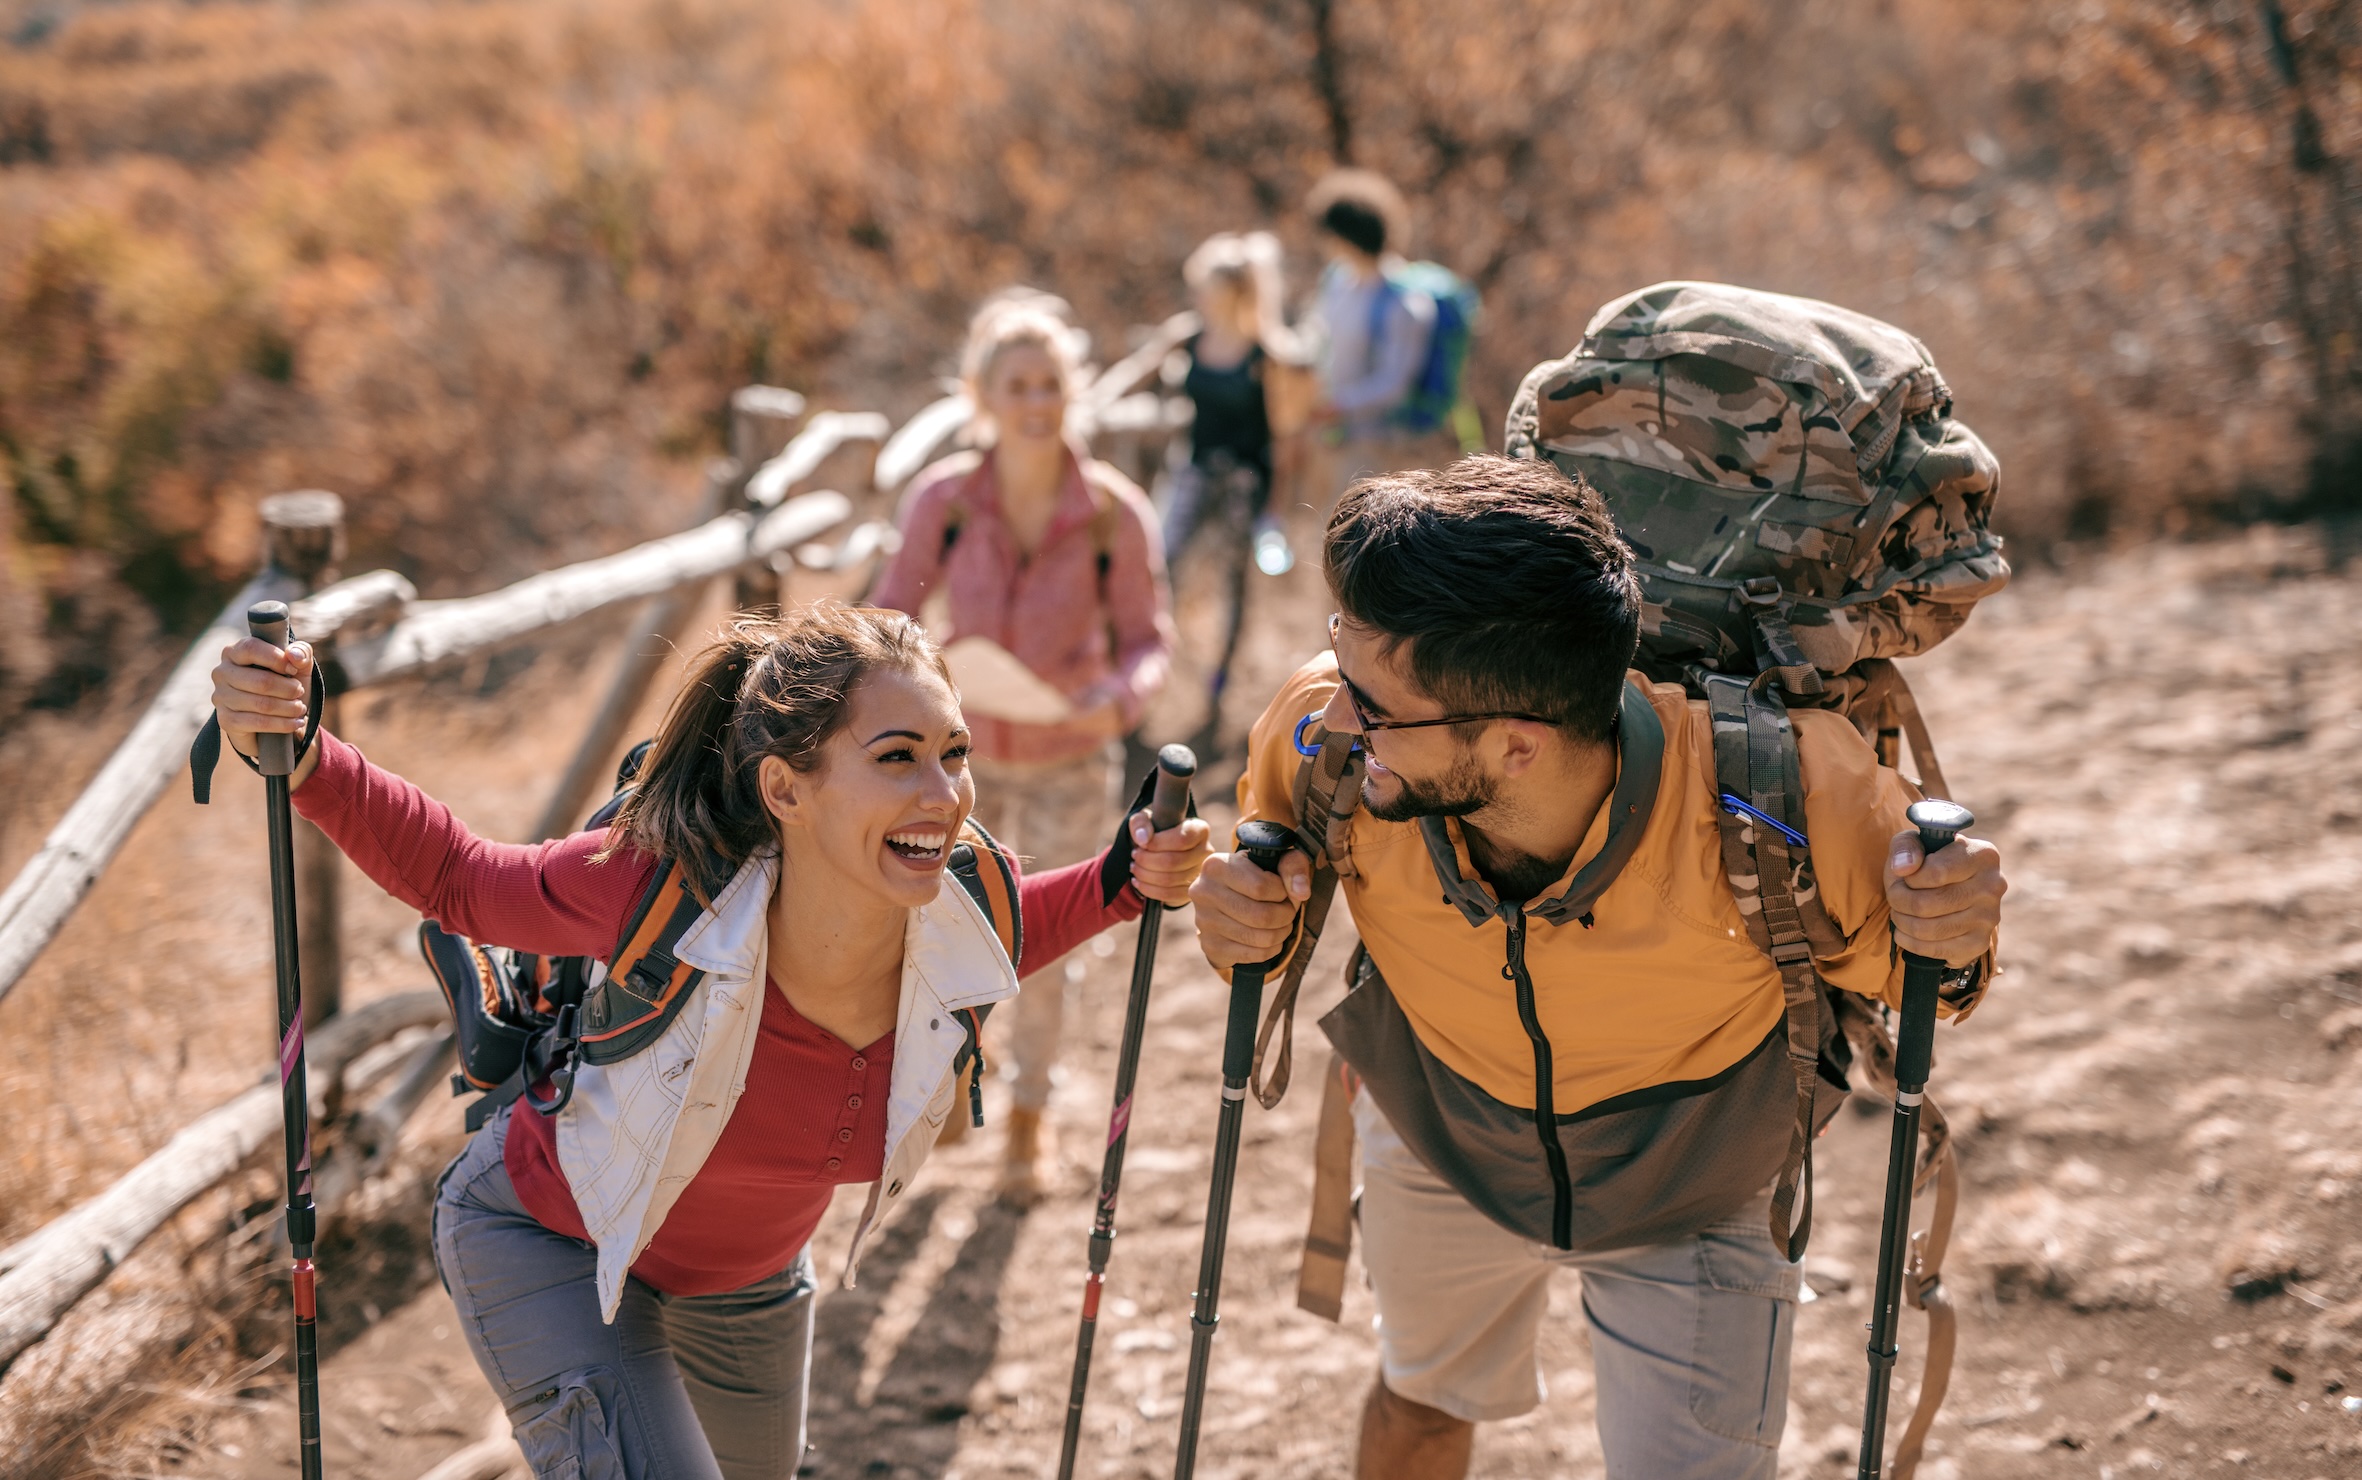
left=31, top=522, right=2362, bottom=1478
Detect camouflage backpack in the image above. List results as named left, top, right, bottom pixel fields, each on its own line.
left=1503, top=279, right=2007, bottom=795
left=1485, top=281, right=2001, bottom=1475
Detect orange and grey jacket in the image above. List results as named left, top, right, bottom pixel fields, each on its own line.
left=1237, top=657, right=1988, bottom=1251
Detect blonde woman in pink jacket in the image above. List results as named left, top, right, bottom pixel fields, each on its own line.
left=871, top=291, right=1176, bottom=1201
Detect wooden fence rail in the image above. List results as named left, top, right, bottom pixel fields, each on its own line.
left=0, top=567, right=302, bottom=1007
left=0, top=991, right=447, bottom=1368
left=326, top=493, right=850, bottom=690
left=0, top=357, right=1193, bottom=1424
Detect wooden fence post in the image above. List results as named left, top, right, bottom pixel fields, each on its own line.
left=260, top=491, right=346, bottom=1028
left=727, top=386, right=807, bottom=613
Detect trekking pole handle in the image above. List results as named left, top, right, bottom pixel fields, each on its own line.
left=1223, top=820, right=1298, bottom=1081
left=1234, top=818, right=1295, bottom=876
left=1894, top=799, right=1974, bottom=1089
left=247, top=601, right=296, bottom=778
left=1149, top=744, right=1197, bottom=833
left=1907, top=798, right=1973, bottom=860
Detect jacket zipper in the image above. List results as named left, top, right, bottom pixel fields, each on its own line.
left=1504, top=910, right=1575, bottom=1250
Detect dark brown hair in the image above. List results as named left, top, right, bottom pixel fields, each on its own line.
left=1325, top=455, right=1640, bottom=746
left=605, top=602, right=950, bottom=896
left=1306, top=168, right=1407, bottom=258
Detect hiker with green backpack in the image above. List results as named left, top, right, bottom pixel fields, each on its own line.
left=1306, top=169, right=1483, bottom=502
left=203, top=601, right=1210, bottom=1480
left=1186, top=283, right=2011, bottom=1480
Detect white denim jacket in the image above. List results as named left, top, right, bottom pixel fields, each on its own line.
left=550, top=849, right=1020, bottom=1322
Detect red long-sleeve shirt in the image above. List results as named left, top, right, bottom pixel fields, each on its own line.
left=292, top=731, right=1140, bottom=1292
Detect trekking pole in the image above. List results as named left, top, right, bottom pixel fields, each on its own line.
left=1056, top=744, right=1196, bottom=1480
left=248, top=600, right=327, bottom=1480
left=1857, top=798, right=1974, bottom=1480
left=1172, top=819, right=1296, bottom=1480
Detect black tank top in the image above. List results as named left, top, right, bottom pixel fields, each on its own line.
left=1183, top=337, right=1271, bottom=476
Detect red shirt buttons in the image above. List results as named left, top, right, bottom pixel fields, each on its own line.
left=837, top=1127, right=855, bottom=1143
left=846, top=1094, right=863, bottom=1109
left=851, top=1056, right=867, bottom=1071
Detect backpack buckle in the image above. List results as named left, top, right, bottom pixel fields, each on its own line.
left=523, top=1002, right=580, bottom=1118
left=1742, top=593, right=1828, bottom=698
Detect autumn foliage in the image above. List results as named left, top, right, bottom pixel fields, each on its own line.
left=2, top=0, right=2358, bottom=724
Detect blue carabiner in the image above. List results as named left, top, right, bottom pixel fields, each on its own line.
left=1292, top=712, right=1323, bottom=757
left=1294, top=712, right=1365, bottom=758
left=1718, top=793, right=1809, bottom=849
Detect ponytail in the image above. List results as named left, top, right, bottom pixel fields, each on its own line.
left=602, top=602, right=950, bottom=898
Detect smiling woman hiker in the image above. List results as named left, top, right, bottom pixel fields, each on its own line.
left=872, top=290, right=1176, bottom=1202
left=207, top=602, right=1209, bottom=1480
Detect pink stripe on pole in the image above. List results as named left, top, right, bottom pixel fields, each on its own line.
left=279, top=1019, right=304, bottom=1084
left=1106, top=1096, right=1132, bottom=1148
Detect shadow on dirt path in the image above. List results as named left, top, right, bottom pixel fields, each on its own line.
left=803, top=1190, right=1027, bottom=1479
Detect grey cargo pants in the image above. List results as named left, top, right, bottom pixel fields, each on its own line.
left=431, top=1109, right=817, bottom=1480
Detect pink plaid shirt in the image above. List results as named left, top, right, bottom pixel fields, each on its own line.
left=873, top=446, right=1174, bottom=765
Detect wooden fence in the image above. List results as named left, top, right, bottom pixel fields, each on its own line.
left=0, top=356, right=1189, bottom=1459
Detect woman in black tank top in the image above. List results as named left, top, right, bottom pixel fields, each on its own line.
left=1162, top=233, right=1300, bottom=575
left=1183, top=336, right=1271, bottom=487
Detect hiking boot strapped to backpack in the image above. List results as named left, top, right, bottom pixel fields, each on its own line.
left=1261, top=282, right=2005, bottom=1480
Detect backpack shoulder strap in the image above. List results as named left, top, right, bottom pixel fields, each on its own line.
left=942, top=817, right=1020, bottom=1131
left=1702, top=673, right=1845, bottom=1261
left=577, top=858, right=710, bottom=1066
left=1247, top=722, right=1364, bottom=1109
left=1847, top=657, right=1953, bottom=802
left=948, top=816, right=1023, bottom=968
left=1272, top=725, right=1366, bottom=1323
left=1709, top=675, right=1961, bottom=1467
left=1078, top=462, right=1127, bottom=578
left=940, top=496, right=967, bottom=558
left=931, top=453, right=996, bottom=560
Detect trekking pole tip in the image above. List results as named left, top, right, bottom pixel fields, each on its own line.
left=1905, top=799, right=1974, bottom=855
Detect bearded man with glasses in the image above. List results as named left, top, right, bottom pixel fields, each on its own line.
left=1188, top=455, right=2007, bottom=1480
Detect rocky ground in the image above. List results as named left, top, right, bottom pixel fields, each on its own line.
left=8, top=519, right=2362, bottom=1478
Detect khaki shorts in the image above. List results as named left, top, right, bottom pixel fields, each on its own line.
left=1354, top=1091, right=1800, bottom=1478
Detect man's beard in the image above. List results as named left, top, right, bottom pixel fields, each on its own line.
left=1365, top=747, right=1496, bottom=822
left=1364, top=748, right=1565, bottom=902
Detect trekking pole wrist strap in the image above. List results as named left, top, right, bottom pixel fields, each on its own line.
left=189, top=661, right=327, bottom=805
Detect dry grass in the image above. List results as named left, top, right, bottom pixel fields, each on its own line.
left=4, top=0, right=2362, bottom=724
